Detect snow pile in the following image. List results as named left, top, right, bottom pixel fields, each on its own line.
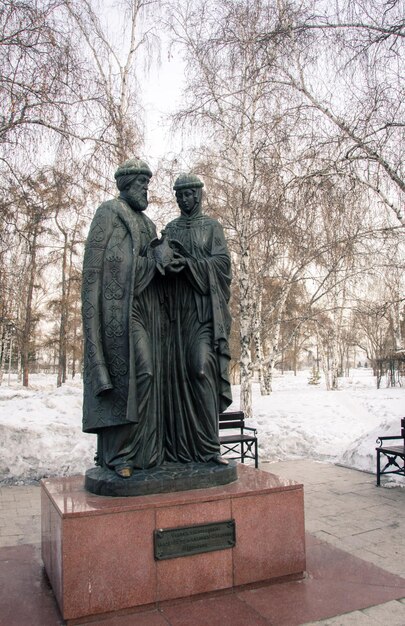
left=0, top=369, right=404, bottom=486
left=0, top=378, right=95, bottom=483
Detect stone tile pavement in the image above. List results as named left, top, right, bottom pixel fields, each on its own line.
left=0, top=460, right=404, bottom=625
left=0, top=483, right=41, bottom=549
left=260, top=460, right=405, bottom=625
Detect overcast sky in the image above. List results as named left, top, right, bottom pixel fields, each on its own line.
left=142, top=47, right=186, bottom=167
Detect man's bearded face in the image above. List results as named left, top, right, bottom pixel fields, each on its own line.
left=126, top=174, right=150, bottom=211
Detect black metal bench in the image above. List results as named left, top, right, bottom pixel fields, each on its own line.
left=219, top=411, right=258, bottom=468
left=376, top=417, right=405, bottom=486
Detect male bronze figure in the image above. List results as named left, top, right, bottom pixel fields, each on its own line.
left=82, top=158, right=163, bottom=478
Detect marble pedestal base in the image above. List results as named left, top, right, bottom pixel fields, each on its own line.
left=41, top=465, right=306, bottom=624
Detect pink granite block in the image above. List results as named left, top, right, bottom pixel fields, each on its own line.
left=61, top=509, right=156, bottom=620
left=156, top=499, right=233, bottom=601
left=232, top=489, right=306, bottom=586
left=41, top=488, right=63, bottom=607
left=40, top=488, right=51, bottom=576
left=41, top=466, right=306, bottom=622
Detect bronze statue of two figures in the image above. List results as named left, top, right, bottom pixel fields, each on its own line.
left=82, top=158, right=234, bottom=494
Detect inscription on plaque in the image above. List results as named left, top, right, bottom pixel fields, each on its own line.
left=154, top=519, right=236, bottom=560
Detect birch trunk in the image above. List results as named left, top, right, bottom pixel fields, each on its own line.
left=390, top=297, right=403, bottom=350
left=317, top=327, right=331, bottom=390
left=252, top=285, right=267, bottom=395
left=0, top=328, right=5, bottom=386
left=22, top=230, right=38, bottom=388
left=261, top=284, right=291, bottom=395
left=239, top=245, right=253, bottom=418
left=17, top=350, right=22, bottom=382
left=330, top=332, right=339, bottom=390
left=263, top=354, right=274, bottom=395
left=7, top=337, right=13, bottom=386
left=56, top=231, right=68, bottom=388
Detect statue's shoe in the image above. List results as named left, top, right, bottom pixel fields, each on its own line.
left=213, top=455, right=229, bottom=466
left=115, top=466, right=133, bottom=478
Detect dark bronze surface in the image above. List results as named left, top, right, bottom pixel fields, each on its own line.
left=154, top=519, right=236, bottom=560
left=82, top=164, right=234, bottom=491
left=85, top=460, right=238, bottom=497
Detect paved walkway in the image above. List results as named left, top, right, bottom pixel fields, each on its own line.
left=261, top=460, right=405, bottom=625
left=0, top=461, right=404, bottom=625
left=0, top=483, right=41, bottom=550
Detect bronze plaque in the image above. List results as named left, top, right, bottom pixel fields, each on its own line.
left=154, top=519, right=236, bottom=560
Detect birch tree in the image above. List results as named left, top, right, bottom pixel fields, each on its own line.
left=63, top=0, right=161, bottom=179
left=37, top=163, right=89, bottom=386
left=0, top=222, right=17, bottom=384
left=5, top=173, right=56, bottom=386
left=0, top=0, right=83, bottom=149
left=258, top=0, right=405, bottom=225
left=353, top=246, right=405, bottom=370
left=167, top=0, right=404, bottom=409
left=168, top=0, right=300, bottom=415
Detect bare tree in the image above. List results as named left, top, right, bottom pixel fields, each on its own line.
left=0, top=0, right=84, bottom=149
left=167, top=0, right=295, bottom=415
left=166, top=0, right=403, bottom=413
left=352, top=245, right=405, bottom=371
left=259, top=0, right=405, bottom=225
left=39, top=163, right=89, bottom=386
left=64, top=0, right=161, bottom=177
left=4, top=173, right=56, bottom=385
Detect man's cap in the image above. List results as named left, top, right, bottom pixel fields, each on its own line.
left=114, top=158, right=152, bottom=179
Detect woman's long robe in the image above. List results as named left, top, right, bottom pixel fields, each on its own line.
left=163, top=214, right=232, bottom=462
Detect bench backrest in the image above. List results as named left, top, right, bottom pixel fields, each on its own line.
left=219, top=411, right=245, bottom=430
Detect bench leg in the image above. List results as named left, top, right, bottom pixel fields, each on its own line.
left=376, top=450, right=381, bottom=486
left=241, top=441, right=245, bottom=464
left=254, top=440, right=258, bottom=469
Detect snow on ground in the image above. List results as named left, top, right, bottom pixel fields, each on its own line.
left=0, top=369, right=404, bottom=485
left=0, top=377, right=95, bottom=483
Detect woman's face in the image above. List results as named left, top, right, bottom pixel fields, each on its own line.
left=176, top=189, right=196, bottom=214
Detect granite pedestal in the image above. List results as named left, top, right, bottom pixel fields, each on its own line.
left=41, top=464, right=306, bottom=624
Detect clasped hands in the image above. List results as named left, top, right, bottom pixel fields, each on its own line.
left=166, top=251, right=186, bottom=273
left=149, top=237, right=187, bottom=275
